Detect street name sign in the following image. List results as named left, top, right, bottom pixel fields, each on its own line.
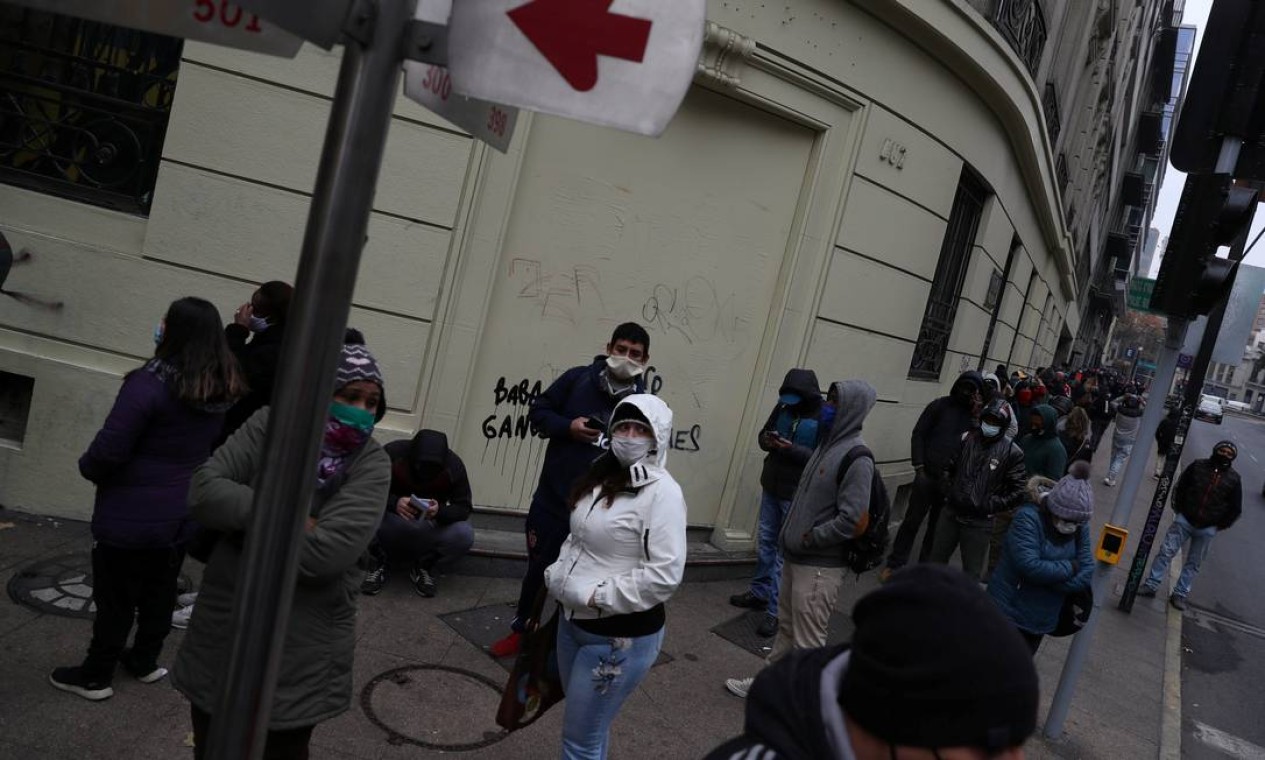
left=403, top=0, right=520, bottom=153
left=447, top=0, right=706, bottom=136
left=1126, top=277, right=1157, bottom=314
left=10, top=0, right=304, bottom=57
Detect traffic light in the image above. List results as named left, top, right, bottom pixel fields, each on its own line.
left=1150, top=173, right=1259, bottom=318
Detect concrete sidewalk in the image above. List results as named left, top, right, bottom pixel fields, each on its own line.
left=0, top=456, right=1180, bottom=760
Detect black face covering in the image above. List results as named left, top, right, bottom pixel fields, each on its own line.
left=1211, top=454, right=1234, bottom=471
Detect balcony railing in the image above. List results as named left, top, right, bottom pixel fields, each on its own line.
left=968, top=0, right=1049, bottom=77
left=1043, top=82, right=1061, bottom=145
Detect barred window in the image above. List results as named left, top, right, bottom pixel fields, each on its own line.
left=0, top=5, right=181, bottom=215
left=908, top=169, right=989, bottom=381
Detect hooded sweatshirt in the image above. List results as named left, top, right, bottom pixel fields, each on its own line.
left=382, top=430, right=472, bottom=525
left=1019, top=405, right=1067, bottom=480
left=759, top=368, right=824, bottom=500
left=911, top=371, right=984, bottom=475
left=543, top=394, right=687, bottom=635
left=779, top=380, right=878, bottom=567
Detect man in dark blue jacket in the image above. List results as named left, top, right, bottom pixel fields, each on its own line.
left=880, top=371, right=984, bottom=580
left=489, top=322, right=649, bottom=658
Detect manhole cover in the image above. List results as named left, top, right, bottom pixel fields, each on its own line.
left=7, top=553, right=192, bottom=620
left=361, top=665, right=510, bottom=751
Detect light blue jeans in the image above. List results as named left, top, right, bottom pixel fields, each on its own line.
left=1144, top=514, right=1217, bottom=598
left=749, top=491, right=791, bottom=618
left=1107, top=437, right=1135, bottom=481
left=557, top=615, right=664, bottom=760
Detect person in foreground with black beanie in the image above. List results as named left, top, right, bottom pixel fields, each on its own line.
left=704, top=564, right=1038, bottom=760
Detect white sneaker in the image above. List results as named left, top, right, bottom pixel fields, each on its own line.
left=725, top=677, right=754, bottom=699
left=176, top=591, right=199, bottom=607
left=1103, top=478, right=1116, bottom=487
left=171, top=604, right=195, bottom=629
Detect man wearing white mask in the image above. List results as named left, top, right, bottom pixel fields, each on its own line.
left=489, top=323, right=650, bottom=659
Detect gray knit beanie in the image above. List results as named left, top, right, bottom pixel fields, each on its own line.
left=1044, top=461, right=1094, bottom=522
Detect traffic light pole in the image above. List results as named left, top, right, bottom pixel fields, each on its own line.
left=205, top=1, right=416, bottom=758
left=1118, top=202, right=1255, bottom=610
left=1044, top=318, right=1186, bottom=739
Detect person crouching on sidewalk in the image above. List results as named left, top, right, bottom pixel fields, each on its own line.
left=360, top=429, right=474, bottom=598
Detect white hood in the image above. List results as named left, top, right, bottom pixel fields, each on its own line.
left=610, top=393, right=673, bottom=487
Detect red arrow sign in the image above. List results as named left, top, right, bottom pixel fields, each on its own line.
left=508, top=0, right=653, bottom=92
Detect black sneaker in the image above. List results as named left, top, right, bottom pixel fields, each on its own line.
left=756, top=614, right=778, bottom=638
left=49, top=666, right=113, bottom=701
left=361, top=563, right=388, bottom=595
left=120, top=650, right=168, bottom=684
left=1169, top=595, right=1188, bottom=611
left=1137, top=586, right=1158, bottom=598
left=410, top=565, right=437, bottom=598
left=728, top=591, right=767, bottom=610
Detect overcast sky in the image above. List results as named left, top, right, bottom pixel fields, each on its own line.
left=1147, top=0, right=1265, bottom=276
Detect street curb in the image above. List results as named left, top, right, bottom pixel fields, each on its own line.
left=1159, top=552, right=1183, bottom=760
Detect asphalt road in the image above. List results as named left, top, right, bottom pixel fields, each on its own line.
left=1175, top=413, right=1265, bottom=759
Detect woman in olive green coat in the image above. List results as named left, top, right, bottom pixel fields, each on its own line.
left=173, top=341, right=391, bottom=758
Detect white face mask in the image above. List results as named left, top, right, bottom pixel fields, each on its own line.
left=606, top=354, right=645, bottom=381
left=611, top=434, right=654, bottom=467
left=1052, top=518, right=1079, bottom=535
left=980, top=422, right=1002, bottom=438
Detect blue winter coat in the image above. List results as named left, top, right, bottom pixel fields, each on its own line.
left=79, top=363, right=226, bottom=548
left=527, top=357, right=644, bottom=519
left=987, top=503, right=1093, bottom=635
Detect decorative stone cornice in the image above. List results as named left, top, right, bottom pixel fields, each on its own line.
left=695, top=22, right=756, bottom=89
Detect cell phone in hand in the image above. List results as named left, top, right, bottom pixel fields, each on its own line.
left=584, top=417, right=604, bottom=431
left=409, top=495, right=437, bottom=518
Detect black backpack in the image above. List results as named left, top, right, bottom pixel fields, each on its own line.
left=836, top=445, right=891, bottom=575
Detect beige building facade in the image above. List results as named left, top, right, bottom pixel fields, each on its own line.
left=0, top=0, right=1178, bottom=546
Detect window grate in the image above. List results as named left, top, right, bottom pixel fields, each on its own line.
left=0, top=5, right=182, bottom=215
left=908, top=170, right=989, bottom=381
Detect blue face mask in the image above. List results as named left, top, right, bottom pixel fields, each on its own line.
left=981, top=422, right=1002, bottom=438
left=153, top=321, right=164, bottom=346
left=819, top=403, right=837, bottom=434
left=248, top=315, right=270, bottom=333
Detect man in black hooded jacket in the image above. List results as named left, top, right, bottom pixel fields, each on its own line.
left=927, top=399, right=1026, bottom=581
left=880, top=371, right=984, bottom=580
left=729, top=368, right=824, bottom=638
left=361, top=430, right=474, bottom=598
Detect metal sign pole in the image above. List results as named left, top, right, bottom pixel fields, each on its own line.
left=205, top=0, right=415, bottom=757
left=1042, top=318, right=1186, bottom=739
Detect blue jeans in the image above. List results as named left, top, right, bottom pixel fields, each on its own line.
left=749, top=491, right=791, bottom=618
left=1144, top=514, right=1217, bottom=598
left=1107, top=437, right=1135, bottom=481
left=557, top=616, right=664, bottom=760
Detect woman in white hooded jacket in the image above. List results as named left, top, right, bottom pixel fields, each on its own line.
left=543, top=393, right=687, bottom=760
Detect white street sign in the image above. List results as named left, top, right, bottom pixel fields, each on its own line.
left=447, top=0, right=706, bottom=136
left=403, top=0, right=520, bottom=153
left=9, top=0, right=304, bottom=58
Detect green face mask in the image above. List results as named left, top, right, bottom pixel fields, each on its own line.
left=329, top=402, right=375, bottom=432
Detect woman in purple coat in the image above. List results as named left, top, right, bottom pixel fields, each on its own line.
left=49, top=297, right=245, bottom=701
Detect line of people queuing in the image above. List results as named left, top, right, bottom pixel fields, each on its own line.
left=47, top=284, right=482, bottom=760
left=47, top=288, right=1244, bottom=760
